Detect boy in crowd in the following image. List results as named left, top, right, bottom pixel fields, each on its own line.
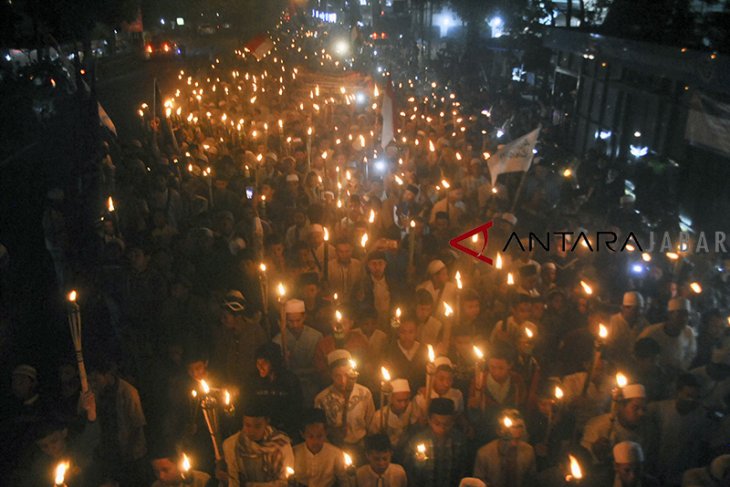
left=356, top=434, right=408, bottom=487
left=292, top=408, right=348, bottom=487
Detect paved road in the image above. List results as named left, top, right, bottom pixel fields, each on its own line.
left=96, top=34, right=240, bottom=140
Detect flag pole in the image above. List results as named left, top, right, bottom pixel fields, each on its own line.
left=509, top=169, right=529, bottom=213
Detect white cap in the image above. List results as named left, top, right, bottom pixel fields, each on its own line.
left=427, top=259, right=446, bottom=275
left=500, top=212, right=517, bottom=226
left=668, top=297, right=691, bottom=312
left=613, top=441, right=644, bottom=464
left=711, top=347, right=730, bottom=366
left=285, top=299, right=306, bottom=314
left=286, top=174, right=299, bottom=182
left=310, top=224, right=324, bottom=234
left=13, top=364, right=38, bottom=381
left=622, top=384, right=646, bottom=400
left=327, top=349, right=352, bottom=366
left=623, top=291, right=644, bottom=307
left=391, top=379, right=410, bottom=394
left=434, top=356, right=453, bottom=370
left=710, top=454, right=730, bottom=480
left=459, top=479, right=486, bottom=487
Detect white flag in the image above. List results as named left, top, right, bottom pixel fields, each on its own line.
left=686, top=93, right=730, bottom=156
left=381, top=78, right=395, bottom=149
left=487, top=126, right=540, bottom=185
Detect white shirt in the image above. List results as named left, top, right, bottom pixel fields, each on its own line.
left=486, top=374, right=511, bottom=405
left=274, top=326, right=323, bottom=377
left=418, top=316, right=443, bottom=346
left=372, top=276, right=391, bottom=315
left=292, top=442, right=348, bottom=487
left=416, top=280, right=456, bottom=311
left=326, top=258, right=363, bottom=302
left=691, top=365, right=730, bottom=412
left=397, top=340, right=421, bottom=362
left=473, top=439, right=536, bottom=487
left=355, top=464, right=408, bottom=487
left=580, top=413, right=651, bottom=464
left=314, top=383, right=375, bottom=445
left=638, top=323, right=697, bottom=371
left=368, top=402, right=417, bottom=448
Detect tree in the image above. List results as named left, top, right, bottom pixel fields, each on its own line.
left=449, top=0, right=493, bottom=46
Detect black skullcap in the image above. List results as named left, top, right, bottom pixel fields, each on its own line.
left=518, top=264, right=538, bottom=278
left=148, top=440, right=178, bottom=461
left=428, top=397, right=455, bottom=416
left=364, top=433, right=392, bottom=452
left=243, top=398, right=270, bottom=418
left=299, top=271, right=321, bottom=287
left=367, top=250, right=387, bottom=262
left=300, top=408, right=327, bottom=428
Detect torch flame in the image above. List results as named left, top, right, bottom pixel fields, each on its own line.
left=54, top=461, right=70, bottom=485
left=373, top=85, right=379, bottom=97
left=642, top=252, right=652, bottom=262
left=410, top=220, right=416, bottom=229
left=569, top=455, right=583, bottom=480
left=503, top=416, right=513, bottom=428
left=324, top=227, right=329, bottom=241
left=349, top=359, right=357, bottom=370
left=286, top=466, right=295, bottom=478
left=580, top=280, right=593, bottom=295
left=191, top=390, right=197, bottom=398
left=427, top=344, right=435, bottom=363
left=107, top=196, right=115, bottom=212
left=200, top=380, right=210, bottom=394
left=335, top=310, right=342, bottom=322
left=368, top=209, right=376, bottom=224
left=68, top=290, right=77, bottom=302
left=259, top=263, right=267, bottom=272
left=495, top=253, right=503, bottom=269
left=395, top=307, right=401, bottom=318
left=381, top=367, right=391, bottom=381
left=473, top=346, right=484, bottom=360
left=598, top=323, right=608, bottom=339
left=429, top=140, right=436, bottom=152
left=455, top=271, right=462, bottom=290
left=616, top=372, right=628, bottom=388
left=277, top=283, right=286, bottom=297
left=443, top=302, right=454, bottom=317
left=181, top=453, right=191, bottom=472
left=224, top=390, right=231, bottom=406
left=441, top=179, right=450, bottom=189
left=690, top=282, right=702, bottom=294
left=507, top=273, right=515, bottom=285
left=555, top=386, right=564, bottom=400
left=666, top=252, right=679, bottom=260
left=525, top=327, right=534, bottom=339
left=416, top=443, right=427, bottom=454
left=361, top=233, right=369, bottom=248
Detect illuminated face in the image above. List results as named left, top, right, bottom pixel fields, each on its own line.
left=331, top=364, right=352, bottom=393
left=287, top=312, right=306, bottom=334
left=390, top=391, right=411, bottom=415
left=463, top=299, right=480, bottom=320
left=151, top=458, right=180, bottom=485
left=614, top=462, right=642, bottom=487
left=186, top=360, right=208, bottom=381
left=367, top=259, right=387, bottom=279
left=36, top=429, right=67, bottom=458
left=416, top=303, right=433, bottom=322
left=335, top=243, right=353, bottom=262
left=433, top=369, right=454, bottom=395
left=256, top=358, right=272, bottom=378
left=428, top=413, right=454, bottom=438
left=302, top=423, right=327, bottom=454
left=488, top=358, right=511, bottom=384
left=243, top=416, right=269, bottom=442
left=397, top=321, right=417, bottom=348
left=367, top=450, right=392, bottom=475
left=619, top=398, right=647, bottom=427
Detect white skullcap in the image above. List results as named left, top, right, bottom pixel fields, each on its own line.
left=620, top=194, right=636, bottom=204
left=327, top=349, right=352, bottom=366
left=711, top=347, right=730, bottom=366
left=710, top=454, right=730, bottom=480
left=500, top=212, right=518, bottom=226
left=427, top=259, right=446, bottom=275
left=623, top=291, right=644, bottom=307
left=310, top=224, right=324, bottom=234
left=284, top=299, right=305, bottom=314
left=613, top=441, right=644, bottom=464
left=286, top=174, right=299, bottom=182
left=668, top=297, right=691, bottom=312
left=390, top=379, right=410, bottom=394
left=434, top=356, right=453, bottom=370
left=622, top=384, right=646, bottom=400
left=459, top=479, right=486, bottom=487
left=13, top=364, right=38, bottom=381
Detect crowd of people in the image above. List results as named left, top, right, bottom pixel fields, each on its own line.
left=3, top=10, right=730, bottom=487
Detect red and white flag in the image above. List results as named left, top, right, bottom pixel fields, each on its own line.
left=381, top=76, right=396, bottom=148
left=245, top=35, right=274, bottom=60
